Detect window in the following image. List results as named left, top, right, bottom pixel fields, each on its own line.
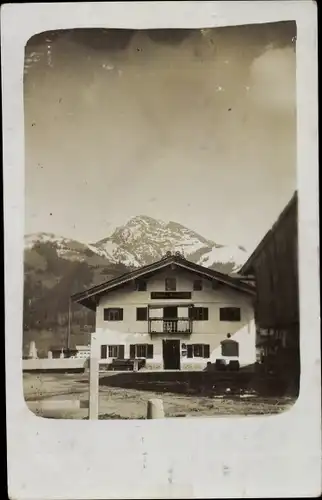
left=108, top=345, right=125, bottom=358
left=165, top=278, right=176, bottom=291
left=186, top=344, right=210, bottom=359
left=136, top=307, right=148, bottom=321
left=221, top=339, right=239, bottom=357
left=129, top=344, right=154, bottom=359
left=104, top=308, right=123, bottom=321
left=189, top=307, right=209, bottom=321
left=193, top=344, right=203, bottom=357
left=193, top=279, right=203, bottom=291
left=219, top=307, right=241, bottom=322
left=108, top=345, right=118, bottom=358
left=136, top=344, right=148, bottom=358
left=101, top=344, right=125, bottom=359
left=136, top=280, right=147, bottom=291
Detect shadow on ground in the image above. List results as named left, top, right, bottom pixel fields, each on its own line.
left=92, top=370, right=298, bottom=397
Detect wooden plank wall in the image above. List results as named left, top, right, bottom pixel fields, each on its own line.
left=252, top=197, right=298, bottom=330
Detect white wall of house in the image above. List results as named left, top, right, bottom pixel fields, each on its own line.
left=92, top=268, right=256, bottom=370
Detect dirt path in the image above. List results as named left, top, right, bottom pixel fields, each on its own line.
left=23, top=372, right=296, bottom=420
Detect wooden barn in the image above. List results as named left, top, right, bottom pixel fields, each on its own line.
left=240, top=191, right=299, bottom=386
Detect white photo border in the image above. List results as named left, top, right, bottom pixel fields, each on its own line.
left=2, top=2, right=320, bottom=499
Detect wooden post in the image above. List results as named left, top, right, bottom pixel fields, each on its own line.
left=29, top=341, right=37, bottom=359
left=67, top=298, right=71, bottom=350
left=147, top=398, right=165, bottom=419
left=47, top=350, right=53, bottom=359
left=89, top=357, right=99, bottom=420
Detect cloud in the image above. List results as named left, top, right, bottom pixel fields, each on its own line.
left=249, top=47, right=296, bottom=115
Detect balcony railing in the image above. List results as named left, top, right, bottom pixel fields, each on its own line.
left=149, top=318, right=192, bottom=334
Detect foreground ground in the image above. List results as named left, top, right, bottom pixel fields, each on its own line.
left=23, top=372, right=297, bottom=419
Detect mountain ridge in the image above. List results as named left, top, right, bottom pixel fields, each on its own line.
left=23, top=216, right=249, bottom=354
left=25, top=215, right=248, bottom=271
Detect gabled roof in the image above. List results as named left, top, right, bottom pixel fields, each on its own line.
left=239, top=191, right=298, bottom=275
left=71, top=252, right=256, bottom=310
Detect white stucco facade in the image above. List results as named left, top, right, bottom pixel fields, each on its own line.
left=89, top=267, right=256, bottom=371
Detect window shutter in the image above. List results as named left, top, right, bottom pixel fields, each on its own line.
left=203, top=344, right=210, bottom=358
left=119, top=308, right=124, bottom=321
left=147, top=344, right=154, bottom=359
left=118, top=345, right=125, bottom=359
left=130, top=344, right=135, bottom=358
left=188, top=307, right=194, bottom=320
left=203, top=308, right=209, bottom=321
left=100, top=345, right=107, bottom=359
left=187, top=345, right=193, bottom=358
left=103, top=309, right=108, bottom=321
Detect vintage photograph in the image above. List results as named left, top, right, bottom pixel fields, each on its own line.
left=23, top=22, right=299, bottom=420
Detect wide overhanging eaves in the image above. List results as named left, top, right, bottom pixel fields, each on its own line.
left=71, top=255, right=256, bottom=310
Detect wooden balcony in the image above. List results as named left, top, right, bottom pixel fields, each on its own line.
left=149, top=318, right=192, bottom=335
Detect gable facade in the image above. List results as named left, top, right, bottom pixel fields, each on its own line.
left=77, top=258, right=256, bottom=371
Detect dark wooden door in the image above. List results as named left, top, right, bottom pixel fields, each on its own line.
left=163, top=306, right=178, bottom=318
left=163, top=339, right=181, bottom=370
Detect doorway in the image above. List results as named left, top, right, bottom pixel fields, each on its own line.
left=163, top=306, right=178, bottom=333
left=163, top=306, right=178, bottom=318
left=163, top=339, right=181, bottom=370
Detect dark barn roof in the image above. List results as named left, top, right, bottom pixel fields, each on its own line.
left=239, top=191, right=298, bottom=275
left=71, top=253, right=255, bottom=310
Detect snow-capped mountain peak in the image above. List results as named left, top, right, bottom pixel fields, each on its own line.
left=25, top=232, right=74, bottom=249
left=24, top=232, right=96, bottom=262
left=90, top=216, right=248, bottom=270
left=25, top=217, right=249, bottom=271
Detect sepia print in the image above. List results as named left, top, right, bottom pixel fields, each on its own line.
left=23, top=22, right=300, bottom=420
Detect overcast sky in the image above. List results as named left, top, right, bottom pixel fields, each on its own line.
left=24, top=22, right=296, bottom=252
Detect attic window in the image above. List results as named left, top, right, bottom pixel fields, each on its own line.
left=136, top=280, right=147, bottom=291
left=165, top=278, right=176, bottom=291
left=193, top=279, right=203, bottom=291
